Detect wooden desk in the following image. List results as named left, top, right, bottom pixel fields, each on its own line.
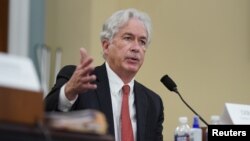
left=0, top=121, right=114, bottom=141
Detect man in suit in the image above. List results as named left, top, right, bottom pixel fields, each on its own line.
left=45, top=8, right=164, bottom=141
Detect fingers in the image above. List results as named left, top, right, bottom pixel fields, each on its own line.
left=79, top=47, right=93, bottom=68
left=65, top=70, right=97, bottom=100
left=65, top=47, right=97, bottom=98
left=79, top=74, right=96, bottom=84
left=80, top=47, right=87, bottom=64
left=78, top=56, right=93, bottom=69
left=81, top=80, right=97, bottom=90
left=78, top=48, right=95, bottom=76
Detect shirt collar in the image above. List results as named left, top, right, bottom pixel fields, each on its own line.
left=105, top=62, right=134, bottom=95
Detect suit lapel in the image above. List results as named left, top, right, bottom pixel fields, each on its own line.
left=94, top=64, right=115, bottom=136
left=134, top=82, right=148, bottom=141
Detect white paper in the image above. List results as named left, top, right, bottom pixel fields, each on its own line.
left=0, top=53, right=41, bottom=92
left=220, top=103, right=250, bottom=125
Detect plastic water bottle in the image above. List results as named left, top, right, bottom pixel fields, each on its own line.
left=206, top=115, right=220, bottom=141
left=190, top=115, right=202, bottom=141
left=210, top=115, right=220, bottom=125
left=174, top=116, right=190, bottom=141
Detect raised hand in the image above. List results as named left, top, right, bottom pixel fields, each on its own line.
left=65, top=48, right=97, bottom=100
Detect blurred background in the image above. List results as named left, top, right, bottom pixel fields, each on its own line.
left=1, top=0, right=250, bottom=141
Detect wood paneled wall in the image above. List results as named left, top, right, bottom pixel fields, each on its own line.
left=0, top=0, right=9, bottom=52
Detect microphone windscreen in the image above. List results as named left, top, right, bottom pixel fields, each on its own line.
left=160, top=75, right=177, bottom=92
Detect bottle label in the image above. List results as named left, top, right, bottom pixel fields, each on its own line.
left=175, top=134, right=190, bottom=141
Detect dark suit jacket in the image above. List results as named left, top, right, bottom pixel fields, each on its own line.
left=45, top=63, right=164, bottom=141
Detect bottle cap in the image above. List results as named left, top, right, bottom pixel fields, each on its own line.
left=210, top=115, right=220, bottom=124
left=192, top=115, right=200, bottom=128
left=179, top=116, right=188, bottom=124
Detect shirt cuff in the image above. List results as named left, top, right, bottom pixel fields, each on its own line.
left=58, top=84, right=78, bottom=112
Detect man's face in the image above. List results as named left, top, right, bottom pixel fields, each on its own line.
left=103, top=18, right=148, bottom=77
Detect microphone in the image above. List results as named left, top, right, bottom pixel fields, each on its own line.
left=160, top=74, right=209, bottom=126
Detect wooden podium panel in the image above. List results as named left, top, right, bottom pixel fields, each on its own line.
left=0, top=121, right=114, bottom=141
left=0, top=86, right=44, bottom=125
left=0, top=86, right=114, bottom=141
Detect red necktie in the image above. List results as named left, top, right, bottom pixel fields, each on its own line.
left=121, top=85, right=134, bottom=141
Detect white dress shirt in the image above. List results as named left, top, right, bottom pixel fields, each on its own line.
left=105, top=62, right=137, bottom=141
left=58, top=62, right=137, bottom=141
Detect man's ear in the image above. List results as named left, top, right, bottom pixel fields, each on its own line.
left=101, top=40, right=110, bottom=52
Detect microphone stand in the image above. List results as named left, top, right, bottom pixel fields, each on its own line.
left=173, top=88, right=209, bottom=126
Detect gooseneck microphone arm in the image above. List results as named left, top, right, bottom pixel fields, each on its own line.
left=173, top=88, right=209, bottom=126
left=160, top=74, right=209, bottom=126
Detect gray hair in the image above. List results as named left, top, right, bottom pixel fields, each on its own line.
left=100, top=8, right=152, bottom=46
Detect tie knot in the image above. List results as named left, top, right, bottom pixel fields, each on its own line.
left=122, top=85, right=130, bottom=95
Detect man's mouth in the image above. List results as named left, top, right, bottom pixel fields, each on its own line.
left=126, top=56, right=139, bottom=62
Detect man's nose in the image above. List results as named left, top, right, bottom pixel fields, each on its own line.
left=130, top=40, right=141, bottom=51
